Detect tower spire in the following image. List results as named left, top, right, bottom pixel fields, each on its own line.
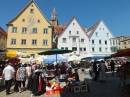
left=51, top=7, right=57, bottom=20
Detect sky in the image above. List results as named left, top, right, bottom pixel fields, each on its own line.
left=0, top=0, right=130, bottom=37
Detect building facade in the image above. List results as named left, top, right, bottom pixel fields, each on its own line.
left=57, top=17, right=89, bottom=57
left=87, top=20, right=118, bottom=56
left=6, top=0, right=53, bottom=58
left=0, top=27, right=7, bottom=60
left=117, top=36, right=130, bottom=49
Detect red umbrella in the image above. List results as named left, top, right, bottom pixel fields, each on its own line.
left=7, top=58, right=20, bottom=64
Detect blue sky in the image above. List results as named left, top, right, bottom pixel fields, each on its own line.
left=0, top=0, right=130, bottom=37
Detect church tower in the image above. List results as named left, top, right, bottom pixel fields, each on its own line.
left=50, top=7, right=58, bottom=26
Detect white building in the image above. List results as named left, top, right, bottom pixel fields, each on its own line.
left=57, top=17, right=89, bottom=57
left=87, top=20, right=118, bottom=56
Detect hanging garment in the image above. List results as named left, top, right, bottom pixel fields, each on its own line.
left=38, top=75, right=43, bottom=92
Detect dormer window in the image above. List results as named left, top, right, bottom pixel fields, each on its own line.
left=107, top=33, right=109, bottom=37
left=69, top=31, right=71, bottom=34
left=38, top=20, right=40, bottom=23
left=22, top=19, right=25, bottom=22
left=95, top=32, right=98, bottom=37
left=30, top=9, right=34, bottom=13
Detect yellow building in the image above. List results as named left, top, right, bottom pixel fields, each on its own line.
left=0, top=27, right=7, bottom=60
left=0, top=27, right=7, bottom=51
left=6, top=0, right=53, bottom=58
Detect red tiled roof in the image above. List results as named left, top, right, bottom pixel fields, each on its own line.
left=88, top=20, right=101, bottom=38
left=54, top=26, right=63, bottom=34
left=0, top=27, right=7, bottom=36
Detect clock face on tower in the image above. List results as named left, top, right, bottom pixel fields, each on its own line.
left=27, top=14, right=36, bottom=34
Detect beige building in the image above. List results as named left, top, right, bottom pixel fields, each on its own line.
left=117, top=36, right=130, bottom=49
left=0, top=27, right=7, bottom=51
left=6, top=0, right=53, bottom=58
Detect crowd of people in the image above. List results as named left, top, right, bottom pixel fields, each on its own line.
left=1, top=58, right=130, bottom=95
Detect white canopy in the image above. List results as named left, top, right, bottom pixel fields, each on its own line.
left=68, top=55, right=80, bottom=61
left=79, top=54, right=93, bottom=60
left=35, top=55, right=47, bottom=62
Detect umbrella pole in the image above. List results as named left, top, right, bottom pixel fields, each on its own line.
left=56, top=54, right=57, bottom=64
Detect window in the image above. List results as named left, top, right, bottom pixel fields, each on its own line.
left=77, top=31, right=79, bottom=34
left=32, top=39, right=37, bottom=45
left=30, top=54, right=35, bottom=58
left=124, top=42, right=126, bottom=45
left=32, top=28, right=37, bottom=33
left=73, top=38, right=76, bottom=42
left=11, top=39, right=16, bottom=44
left=105, top=40, right=107, bottom=44
left=21, top=39, right=26, bottom=45
left=69, top=31, right=71, bottom=34
left=129, top=41, right=130, bottom=44
left=12, top=27, right=17, bottom=33
left=43, top=40, right=48, bottom=45
left=99, top=28, right=101, bottom=30
left=113, top=40, right=115, bottom=45
left=92, top=47, right=95, bottom=52
left=107, top=33, right=109, bottom=37
left=62, top=38, right=66, bottom=43
left=30, top=9, right=34, bottom=13
left=80, top=48, right=82, bottom=51
left=105, top=48, right=107, bottom=52
left=99, top=40, right=101, bottom=44
left=84, top=48, right=86, bottom=51
left=119, top=43, right=120, bottom=45
left=99, top=47, right=102, bottom=52
left=95, top=32, right=98, bottom=37
left=103, top=28, right=105, bottom=30
left=73, top=23, right=75, bottom=25
left=81, top=39, right=84, bottom=43
left=37, top=20, right=40, bottom=23
left=125, top=46, right=127, bottom=49
left=22, top=19, right=25, bottom=22
left=72, top=47, right=77, bottom=51
left=92, top=40, right=94, bottom=44
left=22, top=27, right=27, bottom=33
left=61, top=47, right=64, bottom=49
left=65, top=47, right=68, bottom=50
left=43, top=28, right=48, bottom=34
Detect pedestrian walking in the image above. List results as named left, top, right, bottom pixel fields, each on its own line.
left=2, top=63, right=15, bottom=95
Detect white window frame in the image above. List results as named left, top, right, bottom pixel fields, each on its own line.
left=43, top=28, right=48, bottom=34
left=69, top=31, right=71, bottom=34
left=22, top=27, right=27, bottom=33
left=81, top=39, right=84, bottom=43
left=92, top=40, right=94, bottom=44
left=105, top=40, right=107, bottom=45
left=92, top=47, right=95, bottom=52
left=61, top=47, right=64, bottom=49
left=32, top=39, right=37, bottom=45
left=99, top=47, right=102, bottom=52
left=32, top=28, right=37, bottom=33
left=99, top=40, right=101, bottom=44
left=43, top=40, right=48, bottom=45
left=80, top=48, right=82, bottom=51
left=30, top=9, right=34, bottom=13
left=21, top=39, right=26, bottom=45
left=63, top=38, right=66, bottom=43
left=11, top=39, right=16, bottom=44
left=12, top=27, right=17, bottom=33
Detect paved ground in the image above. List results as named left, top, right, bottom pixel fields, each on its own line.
left=0, top=72, right=130, bottom=97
